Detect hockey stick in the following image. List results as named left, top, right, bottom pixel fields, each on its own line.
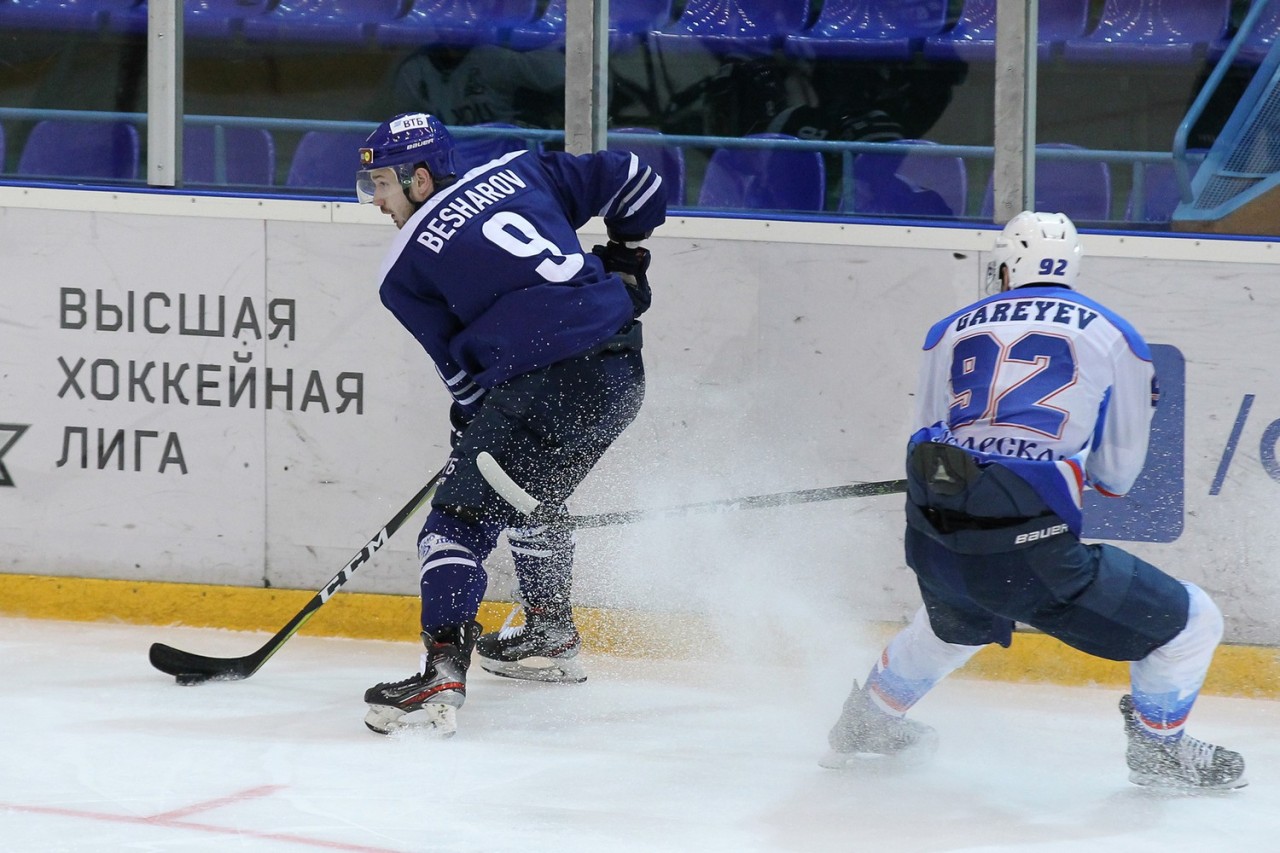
left=476, top=451, right=905, bottom=530
left=149, top=471, right=443, bottom=685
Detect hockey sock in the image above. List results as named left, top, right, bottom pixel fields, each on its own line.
left=1129, top=582, right=1223, bottom=741
left=507, top=518, right=575, bottom=624
left=418, top=532, right=487, bottom=635
left=865, top=606, right=984, bottom=716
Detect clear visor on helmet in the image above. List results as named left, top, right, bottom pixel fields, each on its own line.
left=356, top=163, right=414, bottom=204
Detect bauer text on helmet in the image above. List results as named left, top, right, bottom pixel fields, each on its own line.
left=984, top=211, right=1082, bottom=293
left=356, top=113, right=457, bottom=205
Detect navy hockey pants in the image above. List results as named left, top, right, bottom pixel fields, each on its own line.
left=425, top=345, right=644, bottom=559
left=904, top=523, right=1190, bottom=662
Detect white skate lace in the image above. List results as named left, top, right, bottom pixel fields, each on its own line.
left=1177, top=736, right=1216, bottom=769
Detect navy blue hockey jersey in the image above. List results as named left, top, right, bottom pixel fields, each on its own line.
left=377, top=149, right=667, bottom=402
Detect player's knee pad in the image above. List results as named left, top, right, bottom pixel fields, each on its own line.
left=1144, top=582, right=1222, bottom=665
left=417, top=533, right=487, bottom=635
left=421, top=508, right=502, bottom=562
left=507, top=517, right=575, bottom=565
left=418, top=532, right=481, bottom=579
left=507, top=517, right=575, bottom=615
left=883, top=606, right=985, bottom=681
left=867, top=606, right=984, bottom=715
left=1132, top=582, right=1222, bottom=695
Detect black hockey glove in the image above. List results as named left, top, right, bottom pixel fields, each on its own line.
left=449, top=401, right=475, bottom=449
left=592, top=240, right=652, bottom=317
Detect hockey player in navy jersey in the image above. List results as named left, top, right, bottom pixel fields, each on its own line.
left=823, top=212, right=1245, bottom=790
left=355, top=113, right=666, bottom=735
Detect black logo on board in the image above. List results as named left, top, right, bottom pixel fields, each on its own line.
left=0, top=424, right=30, bottom=487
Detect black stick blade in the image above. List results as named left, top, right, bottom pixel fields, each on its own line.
left=149, top=642, right=256, bottom=683
left=142, top=475, right=443, bottom=686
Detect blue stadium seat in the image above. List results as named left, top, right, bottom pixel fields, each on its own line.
left=649, top=0, right=810, bottom=58
left=1124, top=152, right=1205, bottom=223
left=376, top=0, right=538, bottom=48
left=1, top=0, right=136, bottom=32
left=783, top=0, right=948, bottom=62
left=107, top=0, right=274, bottom=38
left=697, top=133, right=825, bottom=212
left=503, top=0, right=567, bottom=51
left=842, top=140, right=966, bottom=217
left=505, top=0, right=674, bottom=53
left=1210, top=0, right=1280, bottom=66
left=285, top=130, right=368, bottom=192
left=1063, top=0, right=1231, bottom=64
left=243, top=0, right=406, bottom=44
left=184, top=125, right=275, bottom=187
left=611, top=0, right=676, bottom=52
left=923, top=0, right=1089, bottom=62
left=981, top=143, right=1112, bottom=222
left=17, top=120, right=140, bottom=181
left=609, top=127, right=686, bottom=206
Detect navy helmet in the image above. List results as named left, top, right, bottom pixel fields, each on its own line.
left=356, top=112, right=457, bottom=203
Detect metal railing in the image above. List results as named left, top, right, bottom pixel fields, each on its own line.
left=0, top=106, right=1188, bottom=223
left=1173, top=0, right=1277, bottom=205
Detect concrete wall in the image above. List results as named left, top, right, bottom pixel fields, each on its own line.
left=2, top=189, right=1278, bottom=644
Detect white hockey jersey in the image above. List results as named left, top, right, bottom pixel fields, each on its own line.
left=912, top=284, right=1156, bottom=527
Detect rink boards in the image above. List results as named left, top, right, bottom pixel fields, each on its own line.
left=1, top=189, right=1278, bottom=673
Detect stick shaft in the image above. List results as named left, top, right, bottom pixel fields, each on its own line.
left=477, top=450, right=905, bottom=529
left=570, top=479, right=907, bottom=529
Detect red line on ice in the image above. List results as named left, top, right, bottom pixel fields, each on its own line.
left=148, top=783, right=286, bottom=820
left=1, top=785, right=409, bottom=853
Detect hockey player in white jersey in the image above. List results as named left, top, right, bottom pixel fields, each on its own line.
left=823, top=211, right=1245, bottom=790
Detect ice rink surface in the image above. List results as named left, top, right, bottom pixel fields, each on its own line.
left=1, top=616, right=1275, bottom=853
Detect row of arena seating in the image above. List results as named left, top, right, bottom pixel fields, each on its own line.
left=0, top=118, right=1199, bottom=223
left=2, top=0, right=1278, bottom=65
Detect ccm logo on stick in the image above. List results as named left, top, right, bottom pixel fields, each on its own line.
left=1015, top=524, right=1069, bottom=545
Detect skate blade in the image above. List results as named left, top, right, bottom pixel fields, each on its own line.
left=364, top=703, right=457, bottom=737
left=478, top=655, right=587, bottom=684
left=1128, top=769, right=1249, bottom=792
left=818, top=748, right=933, bottom=773
left=818, top=730, right=939, bottom=771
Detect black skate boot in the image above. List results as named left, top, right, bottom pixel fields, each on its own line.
left=1119, top=694, right=1246, bottom=790
left=819, top=680, right=939, bottom=769
left=476, top=604, right=585, bottom=684
left=364, top=622, right=481, bottom=736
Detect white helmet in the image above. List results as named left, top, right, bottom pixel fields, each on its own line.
left=985, top=211, right=1082, bottom=293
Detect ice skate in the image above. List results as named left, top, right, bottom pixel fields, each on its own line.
left=476, top=604, right=586, bottom=684
left=1119, top=695, right=1246, bottom=790
left=364, top=622, right=481, bottom=736
left=819, top=681, right=938, bottom=769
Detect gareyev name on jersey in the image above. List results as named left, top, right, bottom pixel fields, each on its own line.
left=952, top=297, right=1099, bottom=333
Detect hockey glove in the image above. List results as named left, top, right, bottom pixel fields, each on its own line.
left=592, top=241, right=652, bottom=317
left=449, top=401, right=476, bottom=449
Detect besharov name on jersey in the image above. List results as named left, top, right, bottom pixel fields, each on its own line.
left=416, top=169, right=528, bottom=252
